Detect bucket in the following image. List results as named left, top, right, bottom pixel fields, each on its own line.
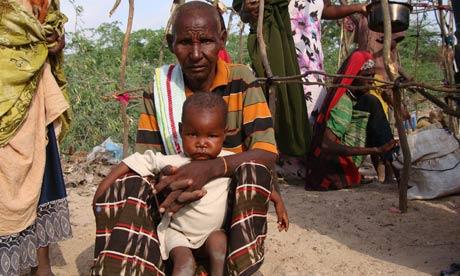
left=366, top=1, right=413, bottom=33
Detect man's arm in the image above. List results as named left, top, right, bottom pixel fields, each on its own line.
left=155, top=149, right=276, bottom=194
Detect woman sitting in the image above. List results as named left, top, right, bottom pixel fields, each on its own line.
left=305, top=50, right=398, bottom=190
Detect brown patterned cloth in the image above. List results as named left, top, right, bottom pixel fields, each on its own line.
left=92, top=174, right=164, bottom=275
left=92, top=162, right=272, bottom=276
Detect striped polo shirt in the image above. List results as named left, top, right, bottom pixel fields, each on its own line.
left=135, top=59, right=278, bottom=155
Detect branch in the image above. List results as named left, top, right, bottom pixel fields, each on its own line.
left=119, top=0, right=135, bottom=158
left=381, top=0, right=409, bottom=213
left=252, top=70, right=460, bottom=93
left=256, top=0, right=277, bottom=121
left=256, top=0, right=272, bottom=78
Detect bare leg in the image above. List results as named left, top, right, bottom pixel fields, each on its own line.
left=31, top=246, right=54, bottom=276
left=170, top=247, right=196, bottom=276
left=371, top=155, right=385, bottom=183
left=388, top=161, right=401, bottom=185
left=203, top=230, right=227, bottom=276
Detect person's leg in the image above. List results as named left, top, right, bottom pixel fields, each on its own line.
left=354, top=94, right=394, bottom=160
left=33, top=246, right=53, bottom=276
left=92, top=175, right=164, bottom=275
left=203, top=230, right=227, bottom=276
left=226, top=163, right=272, bottom=275
left=370, top=154, right=386, bottom=183
left=170, top=247, right=196, bottom=276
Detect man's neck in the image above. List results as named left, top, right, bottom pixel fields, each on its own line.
left=184, top=67, right=217, bottom=92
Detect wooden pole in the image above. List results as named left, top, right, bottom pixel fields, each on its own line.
left=438, top=0, right=458, bottom=135
left=119, top=0, right=135, bottom=158
left=380, top=0, right=410, bottom=213
left=256, top=0, right=276, bottom=121
left=238, top=21, right=245, bottom=64
left=226, top=10, right=235, bottom=45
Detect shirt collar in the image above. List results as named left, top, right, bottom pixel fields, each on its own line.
left=209, top=59, right=229, bottom=91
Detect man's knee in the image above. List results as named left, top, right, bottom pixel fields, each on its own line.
left=235, top=162, right=272, bottom=188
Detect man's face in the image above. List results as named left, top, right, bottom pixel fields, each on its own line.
left=180, top=107, right=226, bottom=161
left=171, top=12, right=224, bottom=86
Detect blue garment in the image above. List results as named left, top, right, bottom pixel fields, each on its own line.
left=39, top=124, right=67, bottom=205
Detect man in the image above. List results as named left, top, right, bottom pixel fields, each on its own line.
left=93, top=2, right=280, bottom=275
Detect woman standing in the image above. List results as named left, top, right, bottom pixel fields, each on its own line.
left=0, top=0, right=72, bottom=275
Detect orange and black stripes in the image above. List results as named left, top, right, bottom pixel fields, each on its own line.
left=135, top=61, right=278, bottom=156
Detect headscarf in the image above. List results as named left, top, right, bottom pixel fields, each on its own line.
left=325, top=50, right=373, bottom=120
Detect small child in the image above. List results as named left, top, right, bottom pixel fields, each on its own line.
left=97, top=92, right=288, bottom=275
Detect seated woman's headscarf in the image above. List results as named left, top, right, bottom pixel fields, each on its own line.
left=322, top=50, right=374, bottom=122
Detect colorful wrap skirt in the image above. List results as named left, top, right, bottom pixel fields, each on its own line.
left=0, top=125, right=72, bottom=275
left=92, top=162, right=272, bottom=276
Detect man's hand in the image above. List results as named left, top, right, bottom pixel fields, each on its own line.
left=155, top=159, right=219, bottom=214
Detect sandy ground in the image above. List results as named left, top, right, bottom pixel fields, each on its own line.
left=48, top=159, right=460, bottom=276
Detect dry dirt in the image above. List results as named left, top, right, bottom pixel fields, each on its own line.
left=48, top=157, right=460, bottom=276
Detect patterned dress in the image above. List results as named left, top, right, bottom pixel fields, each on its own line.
left=289, top=0, right=327, bottom=120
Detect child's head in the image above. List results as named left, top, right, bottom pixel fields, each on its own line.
left=180, top=92, right=228, bottom=160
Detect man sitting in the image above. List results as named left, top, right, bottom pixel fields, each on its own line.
left=92, top=2, right=283, bottom=275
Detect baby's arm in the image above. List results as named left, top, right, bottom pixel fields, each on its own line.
left=270, top=190, right=289, bottom=232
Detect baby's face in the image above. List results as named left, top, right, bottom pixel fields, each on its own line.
left=180, top=107, right=226, bottom=160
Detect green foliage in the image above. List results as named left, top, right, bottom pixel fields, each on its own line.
left=398, top=21, right=444, bottom=83
left=321, top=20, right=341, bottom=74
left=226, top=32, right=251, bottom=64
left=62, top=22, right=176, bottom=152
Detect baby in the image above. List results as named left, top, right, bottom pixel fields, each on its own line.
left=98, top=92, right=288, bottom=275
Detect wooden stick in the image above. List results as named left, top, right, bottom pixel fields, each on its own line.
left=226, top=9, right=235, bottom=44
left=256, top=0, right=272, bottom=78
left=118, top=0, right=135, bottom=158
left=256, top=0, right=276, bottom=121
left=253, top=70, right=460, bottom=93
left=238, top=21, right=245, bottom=64
left=399, top=68, right=460, bottom=118
left=381, top=0, right=409, bottom=213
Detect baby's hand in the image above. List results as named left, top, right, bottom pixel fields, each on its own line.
left=274, top=201, right=289, bottom=232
